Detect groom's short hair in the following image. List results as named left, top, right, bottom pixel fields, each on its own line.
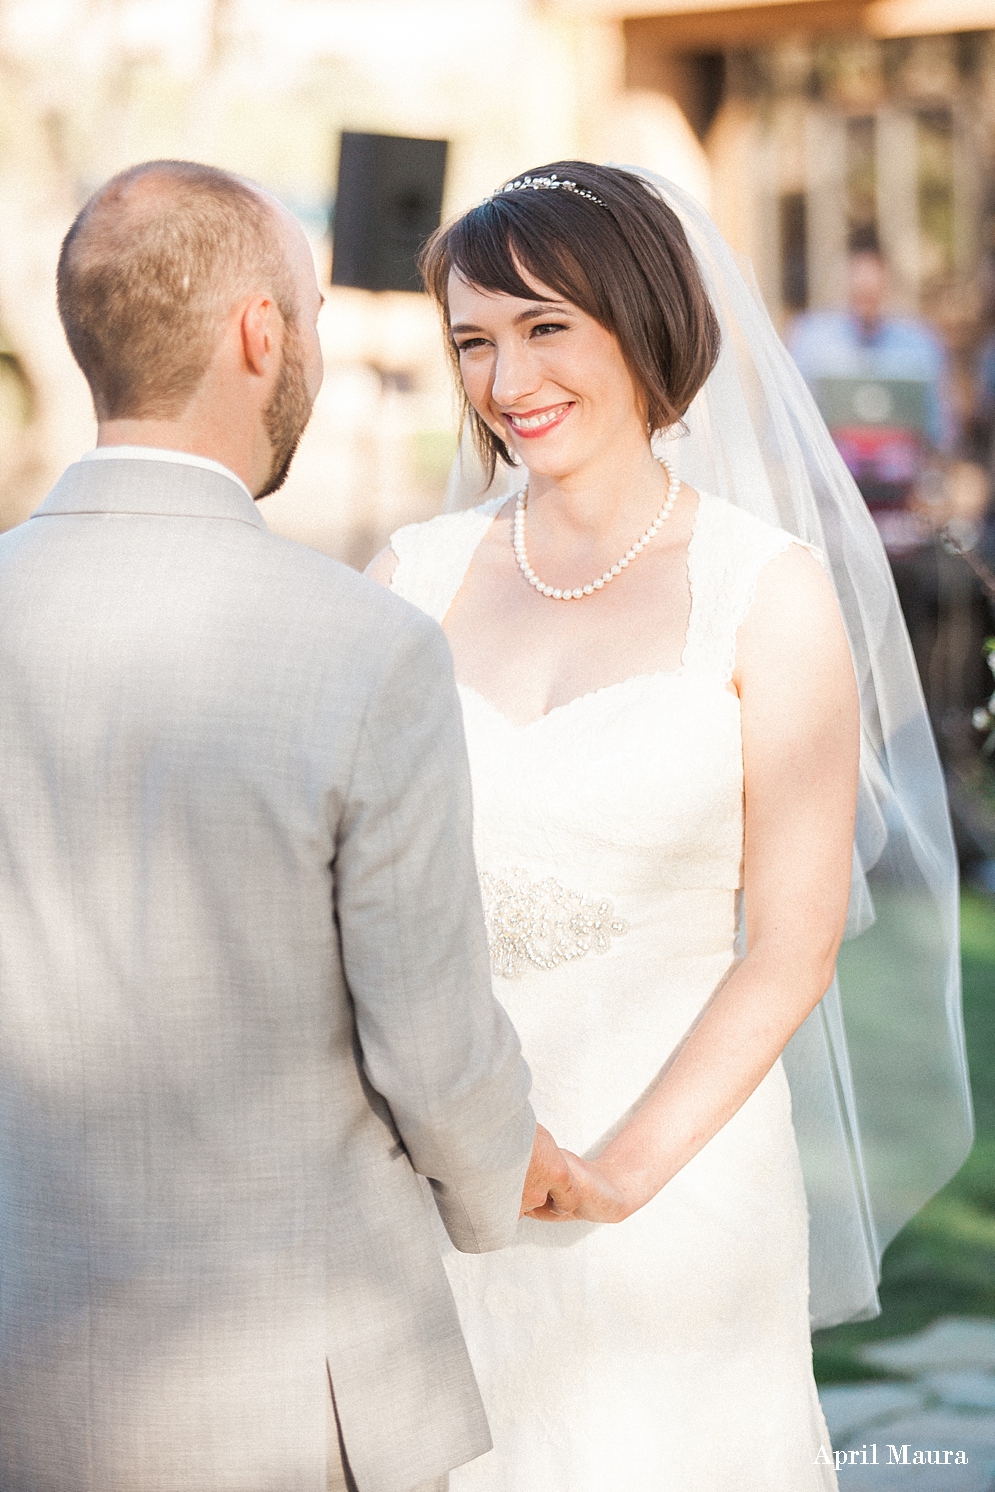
left=57, top=160, right=298, bottom=420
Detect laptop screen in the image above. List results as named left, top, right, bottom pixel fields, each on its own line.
left=814, top=377, right=930, bottom=435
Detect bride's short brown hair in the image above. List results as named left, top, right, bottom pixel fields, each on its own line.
left=420, top=161, right=720, bottom=479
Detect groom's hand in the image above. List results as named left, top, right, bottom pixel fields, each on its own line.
left=519, top=1124, right=581, bottom=1218
left=526, top=1151, right=634, bottom=1224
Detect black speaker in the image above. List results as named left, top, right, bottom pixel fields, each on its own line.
left=331, top=132, right=449, bottom=293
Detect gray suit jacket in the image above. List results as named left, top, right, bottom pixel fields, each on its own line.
left=0, top=458, right=534, bottom=1492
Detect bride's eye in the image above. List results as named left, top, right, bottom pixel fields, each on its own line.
left=454, top=337, right=488, bottom=354
left=530, top=322, right=568, bottom=338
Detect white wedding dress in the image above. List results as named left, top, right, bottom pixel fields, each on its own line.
left=389, top=489, right=838, bottom=1492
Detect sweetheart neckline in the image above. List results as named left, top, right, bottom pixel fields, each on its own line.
left=443, top=492, right=709, bottom=732
left=457, top=668, right=739, bottom=731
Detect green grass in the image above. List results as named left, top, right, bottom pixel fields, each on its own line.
left=813, top=890, right=995, bottom=1383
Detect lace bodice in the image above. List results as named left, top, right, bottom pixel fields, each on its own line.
left=390, top=491, right=801, bottom=899
left=391, top=491, right=793, bottom=685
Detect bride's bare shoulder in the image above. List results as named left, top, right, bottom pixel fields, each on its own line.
left=365, top=546, right=397, bottom=588
left=694, top=493, right=836, bottom=646
left=364, top=498, right=507, bottom=596
left=363, top=510, right=472, bottom=588
left=736, top=538, right=850, bottom=696
left=751, top=537, right=835, bottom=619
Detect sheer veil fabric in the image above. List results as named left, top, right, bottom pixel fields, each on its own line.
left=442, top=167, right=973, bottom=1327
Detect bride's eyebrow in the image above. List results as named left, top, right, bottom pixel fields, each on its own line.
left=451, top=302, right=572, bottom=335
left=513, top=302, right=571, bottom=323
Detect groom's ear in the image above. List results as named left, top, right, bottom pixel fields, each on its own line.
left=240, top=294, right=280, bottom=379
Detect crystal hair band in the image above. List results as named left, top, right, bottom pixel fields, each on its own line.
left=484, top=173, right=607, bottom=207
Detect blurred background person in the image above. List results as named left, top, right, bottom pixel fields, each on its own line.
left=787, top=226, right=993, bottom=767
left=972, top=311, right=995, bottom=563
left=789, top=226, right=956, bottom=480
left=788, top=229, right=955, bottom=705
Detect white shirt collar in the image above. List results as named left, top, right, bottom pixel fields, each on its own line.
left=79, top=446, right=253, bottom=502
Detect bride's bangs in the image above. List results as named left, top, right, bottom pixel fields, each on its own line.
left=432, top=200, right=604, bottom=323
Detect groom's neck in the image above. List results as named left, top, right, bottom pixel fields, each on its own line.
left=95, top=343, right=277, bottom=500
left=95, top=412, right=260, bottom=497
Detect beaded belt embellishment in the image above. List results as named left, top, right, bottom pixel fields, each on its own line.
left=479, top=867, right=629, bottom=979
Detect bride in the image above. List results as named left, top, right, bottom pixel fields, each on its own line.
left=367, top=162, right=971, bottom=1491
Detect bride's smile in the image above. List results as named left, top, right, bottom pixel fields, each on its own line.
left=503, top=402, right=573, bottom=438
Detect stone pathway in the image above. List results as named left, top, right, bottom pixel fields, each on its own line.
left=819, top=1319, right=995, bottom=1489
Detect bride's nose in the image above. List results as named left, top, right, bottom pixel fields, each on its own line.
left=491, top=338, right=542, bottom=409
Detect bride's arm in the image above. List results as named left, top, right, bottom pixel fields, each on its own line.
left=531, top=544, right=860, bottom=1223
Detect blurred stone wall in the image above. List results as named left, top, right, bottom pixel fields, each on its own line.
left=0, top=0, right=712, bottom=567
left=623, top=18, right=995, bottom=444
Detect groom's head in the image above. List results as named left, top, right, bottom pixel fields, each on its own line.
left=57, top=160, right=322, bottom=496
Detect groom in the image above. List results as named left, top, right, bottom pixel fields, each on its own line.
left=0, top=161, right=574, bottom=1492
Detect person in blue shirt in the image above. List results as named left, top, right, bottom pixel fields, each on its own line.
left=788, top=228, right=963, bottom=743
left=788, top=229, right=956, bottom=460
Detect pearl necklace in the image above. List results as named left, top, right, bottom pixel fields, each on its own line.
left=513, top=456, right=681, bottom=600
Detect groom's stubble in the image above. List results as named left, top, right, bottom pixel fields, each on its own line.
left=257, top=317, right=315, bottom=498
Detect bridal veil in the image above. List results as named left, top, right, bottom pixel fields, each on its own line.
left=442, top=167, right=973, bottom=1327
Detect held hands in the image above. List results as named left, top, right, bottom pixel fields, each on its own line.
left=519, top=1125, right=636, bottom=1224
left=519, top=1124, right=580, bottom=1218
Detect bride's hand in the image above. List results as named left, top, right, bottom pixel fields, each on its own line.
left=526, top=1151, right=634, bottom=1224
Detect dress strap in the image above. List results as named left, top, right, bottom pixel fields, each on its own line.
left=682, top=491, right=808, bottom=685
left=389, top=495, right=506, bottom=624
